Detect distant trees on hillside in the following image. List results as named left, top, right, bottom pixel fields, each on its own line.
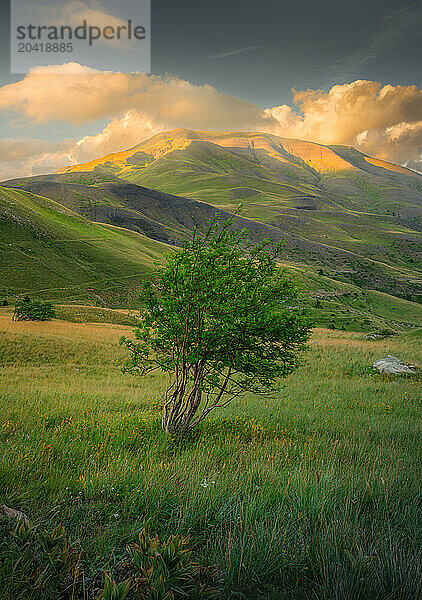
left=122, top=216, right=310, bottom=435
left=13, top=298, right=56, bottom=321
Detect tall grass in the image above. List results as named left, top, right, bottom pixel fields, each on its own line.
left=0, top=312, right=421, bottom=599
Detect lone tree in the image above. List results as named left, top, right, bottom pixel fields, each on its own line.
left=122, top=217, right=311, bottom=434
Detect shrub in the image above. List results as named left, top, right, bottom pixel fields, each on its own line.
left=13, top=298, right=56, bottom=321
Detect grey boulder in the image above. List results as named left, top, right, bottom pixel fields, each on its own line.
left=373, top=355, right=417, bottom=374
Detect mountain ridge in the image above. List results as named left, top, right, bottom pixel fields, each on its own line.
left=1, top=128, right=422, bottom=319
left=57, top=129, right=421, bottom=179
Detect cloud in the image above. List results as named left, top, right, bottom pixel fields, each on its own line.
left=72, top=110, right=162, bottom=162
left=0, top=138, right=74, bottom=180
left=265, top=80, right=422, bottom=169
left=0, top=63, right=275, bottom=178
left=0, top=115, right=161, bottom=180
left=1, top=66, right=422, bottom=179
left=0, top=63, right=273, bottom=129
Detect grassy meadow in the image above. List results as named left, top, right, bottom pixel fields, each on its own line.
left=0, top=307, right=421, bottom=599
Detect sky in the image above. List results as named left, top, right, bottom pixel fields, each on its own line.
left=0, top=0, right=421, bottom=179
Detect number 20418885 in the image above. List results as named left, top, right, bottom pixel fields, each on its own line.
left=18, top=42, right=73, bottom=52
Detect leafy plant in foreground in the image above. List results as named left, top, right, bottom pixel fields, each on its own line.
left=101, top=573, right=131, bottom=600
left=123, top=528, right=217, bottom=599
left=122, top=216, right=310, bottom=434
left=2, top=520, right=81, bottom=600
left=2, top=520, right=217, bottom=600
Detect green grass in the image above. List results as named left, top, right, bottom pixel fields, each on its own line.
left=0, top=312, right=421, bottom=599
left=54, top=305, right=139, bottom=326
left=283, top=263, right=422, bottom=331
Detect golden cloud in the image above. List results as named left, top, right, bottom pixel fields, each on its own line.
left=0, top=63, right=271, bottom=129
left=265, top=80, right=422, bottom=167
left=0, top=138, right=74, bottom=180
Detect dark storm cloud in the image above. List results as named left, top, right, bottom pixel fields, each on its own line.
left=1, top=0, right=421, bottom=105
left=150, top=0, right=422, bottom=106
left=330, top=1, right=422, bottom=81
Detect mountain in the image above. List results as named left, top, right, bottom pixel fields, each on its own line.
left=2, top=173, right=290, bottom=247
left=1, top=129, right=422, bottom=329
left=6, top=129, right=422, bottom=297
left=56, top=129, right=422, bottom=216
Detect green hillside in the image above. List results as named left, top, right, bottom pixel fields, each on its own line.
left=2, top=129, right=422, bottom=330
left=116, top=137, right=422, bottom=289
left=6, top=129, right=422, bottom=299
left=52, top=129, right=422, bottom=298
left=1, top=185, right=422, bottom=331
left=0, top=186, right=165, bottom=305
left=5, top=170, right=422, bottom=301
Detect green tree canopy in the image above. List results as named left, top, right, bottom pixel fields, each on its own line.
left=13, top=298, right=56, bottom=322
left=122, top=217, right=311, bottom=434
